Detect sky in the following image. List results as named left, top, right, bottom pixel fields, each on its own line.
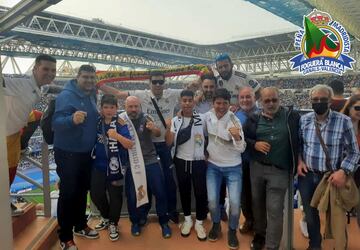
left=1, top=0, right=299, bottom=73
left=2, top=0, right=298, bottom=44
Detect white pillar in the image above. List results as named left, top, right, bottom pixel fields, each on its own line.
left=0, top=59, right=14, bottom=249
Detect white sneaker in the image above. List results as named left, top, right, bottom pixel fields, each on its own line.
left=180, top=220, right=193, bottom=237
left=95, top=218, right=109, bottom=231
left=108, top=223, right=119, bottom=241
left=299, top=218, right=309, bottom=238
left=195, top=223, right=207, bottom=241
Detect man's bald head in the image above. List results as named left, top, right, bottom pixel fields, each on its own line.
left=260, top=87, right=280, bottom=116
left=238, top=86, right=256, bottom=112
left=125, top=96, right=142, bottom=119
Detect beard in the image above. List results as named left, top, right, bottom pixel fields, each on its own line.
left=203, top=91, right=213, bottom=100
left=219, top=71, right=232, bottom=81
left=127, top=111, right=140, bottom=119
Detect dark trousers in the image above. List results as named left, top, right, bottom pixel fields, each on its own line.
left=125, top=162, right=168, bottom=225
left=298, top=171, right=324, bottom=248
left=220, top=180, right=226, bottom=207
left=54, top=148, right=92, bottom=242
left=250, top=161, right=289, bottom=249
left=154, top=142, right=178, bottom=216
left=241, top=161, right=254, bottom=223
left=90, top=168, right=123, bottom=225
left=174, top=157, right=208, bottom=220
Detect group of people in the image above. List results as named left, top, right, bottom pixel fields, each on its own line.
left=2, top=53, right=360, bottom=250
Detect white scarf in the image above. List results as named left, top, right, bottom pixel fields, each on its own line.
left=206, top=109, right=241, bottom=144
left=173, top=110, right=205, bottom=161
left=119, top=112, right=148, bottom=208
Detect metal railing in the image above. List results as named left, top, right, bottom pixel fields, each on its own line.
left=10, top=141, right=53, bottom=217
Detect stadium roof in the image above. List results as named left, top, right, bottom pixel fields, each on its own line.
left=249, top=0, right=360, bottom=39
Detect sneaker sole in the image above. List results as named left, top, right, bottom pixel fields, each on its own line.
left=73, top=232, right=99, bottom=239
left=197, top=236, right=207, bottom=241
left=95, top=226, right=108, bottom=231
left=208, top=237, right=218, bottom=242
left=162, top=234, right=171, bottom=239
left=109, top=236, right=119, bottom=241
left=181, top=232, right=191, bottom=237
left=228, top=244, right=239, bottom=250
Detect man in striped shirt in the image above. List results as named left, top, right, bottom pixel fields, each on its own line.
left=298, top=84, right=360, bottom=250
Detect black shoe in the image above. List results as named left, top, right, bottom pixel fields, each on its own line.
left=139, top=217, right=148, bottom=227
left=228, top=229, right=239, bottom=249
left=250, top=234, right=265, bottom=250
left=306, top=247, right=322, bottom=250
left=239, top=220, right=253, bottom=234
left=208, top=222, right=221, bottom=242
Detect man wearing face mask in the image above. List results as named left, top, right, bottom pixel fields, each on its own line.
left=298, top=84, right=360, bottom=250
left=243, top=87, right=300, bottom=250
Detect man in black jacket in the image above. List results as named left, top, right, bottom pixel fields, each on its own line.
left=243, top=87, right=300, bottom=250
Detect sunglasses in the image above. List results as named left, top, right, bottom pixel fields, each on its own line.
left=263, top=98, right=278, bottom=104
left=151, top=80, right=165, bottom=85
left=353, top=106, right=360, bottom=111
left=311, top=97, right=329, bottom=103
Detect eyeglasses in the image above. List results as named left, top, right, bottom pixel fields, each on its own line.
left=151, top=80, right=165, bottom=85
left=311, top=97, right=329, bottom=103
left=353, top=106, right=360, bottom=111
left=263, top=98, right=278, bottom=104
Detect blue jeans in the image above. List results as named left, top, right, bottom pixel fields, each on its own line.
left=298, top=172, right=324, bottom=248
left=154, top=142, right=178, bottom=215
left=125, top=162, right=168, bottom=225
left=207, top=162, right=242, bottom=230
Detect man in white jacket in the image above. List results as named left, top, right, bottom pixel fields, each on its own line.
left=2, top=54, right=56, bottom=216
left=204, top=88, right=246, bottom=250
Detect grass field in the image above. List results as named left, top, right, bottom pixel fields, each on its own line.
left=22, top=185, right=91, bottom=207
left=23, top=185, right=57, bottom=203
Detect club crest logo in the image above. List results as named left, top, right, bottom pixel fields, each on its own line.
left=290, top=9, right=355, bottom=75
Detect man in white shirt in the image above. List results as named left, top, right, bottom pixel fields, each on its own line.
left=214, top=53, right=261, bottom=106
left=205, top=88, right=246, bottom=249
left=165, top=90, right=207, bottom=241
left=99, top=71, right=181, bottom=222
left=2, top=54, right=56, bottom=215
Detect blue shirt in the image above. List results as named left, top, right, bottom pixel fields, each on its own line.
left=300, top=110, right=360, bottom=173
left=93, top=119, right=131, bottom=172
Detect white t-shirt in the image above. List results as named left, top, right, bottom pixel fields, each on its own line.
left=170, top=114, right=206, bottom=161
left=2, top=75, right=42, bottom=136
left=216, top=69, right=260, bottom=105
left=129, top=88, right=182, bottom=142
left=204, top=110, right=246, bottom=167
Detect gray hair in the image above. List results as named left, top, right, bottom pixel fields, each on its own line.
left=309, top=84, right=334, bottom=99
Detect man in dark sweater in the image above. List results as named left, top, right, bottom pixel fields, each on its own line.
left=243, top=87, right=300, bottom=250
left=124, top=96, right=172, bottom=239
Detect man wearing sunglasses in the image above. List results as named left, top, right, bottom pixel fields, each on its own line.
left=298, top=84, right=360, bottom=250
left=243, top=87, right=300, bottom=250
left=99, top=71, right=182, bottom=223
left=214, top=53, right=261, bottom=106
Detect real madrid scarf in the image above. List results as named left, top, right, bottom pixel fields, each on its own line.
left=119, top=112, right=149, bottom=208
left=173, top=110, right=205, bottom=161
left=102, top=115, right=125, bottom=182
